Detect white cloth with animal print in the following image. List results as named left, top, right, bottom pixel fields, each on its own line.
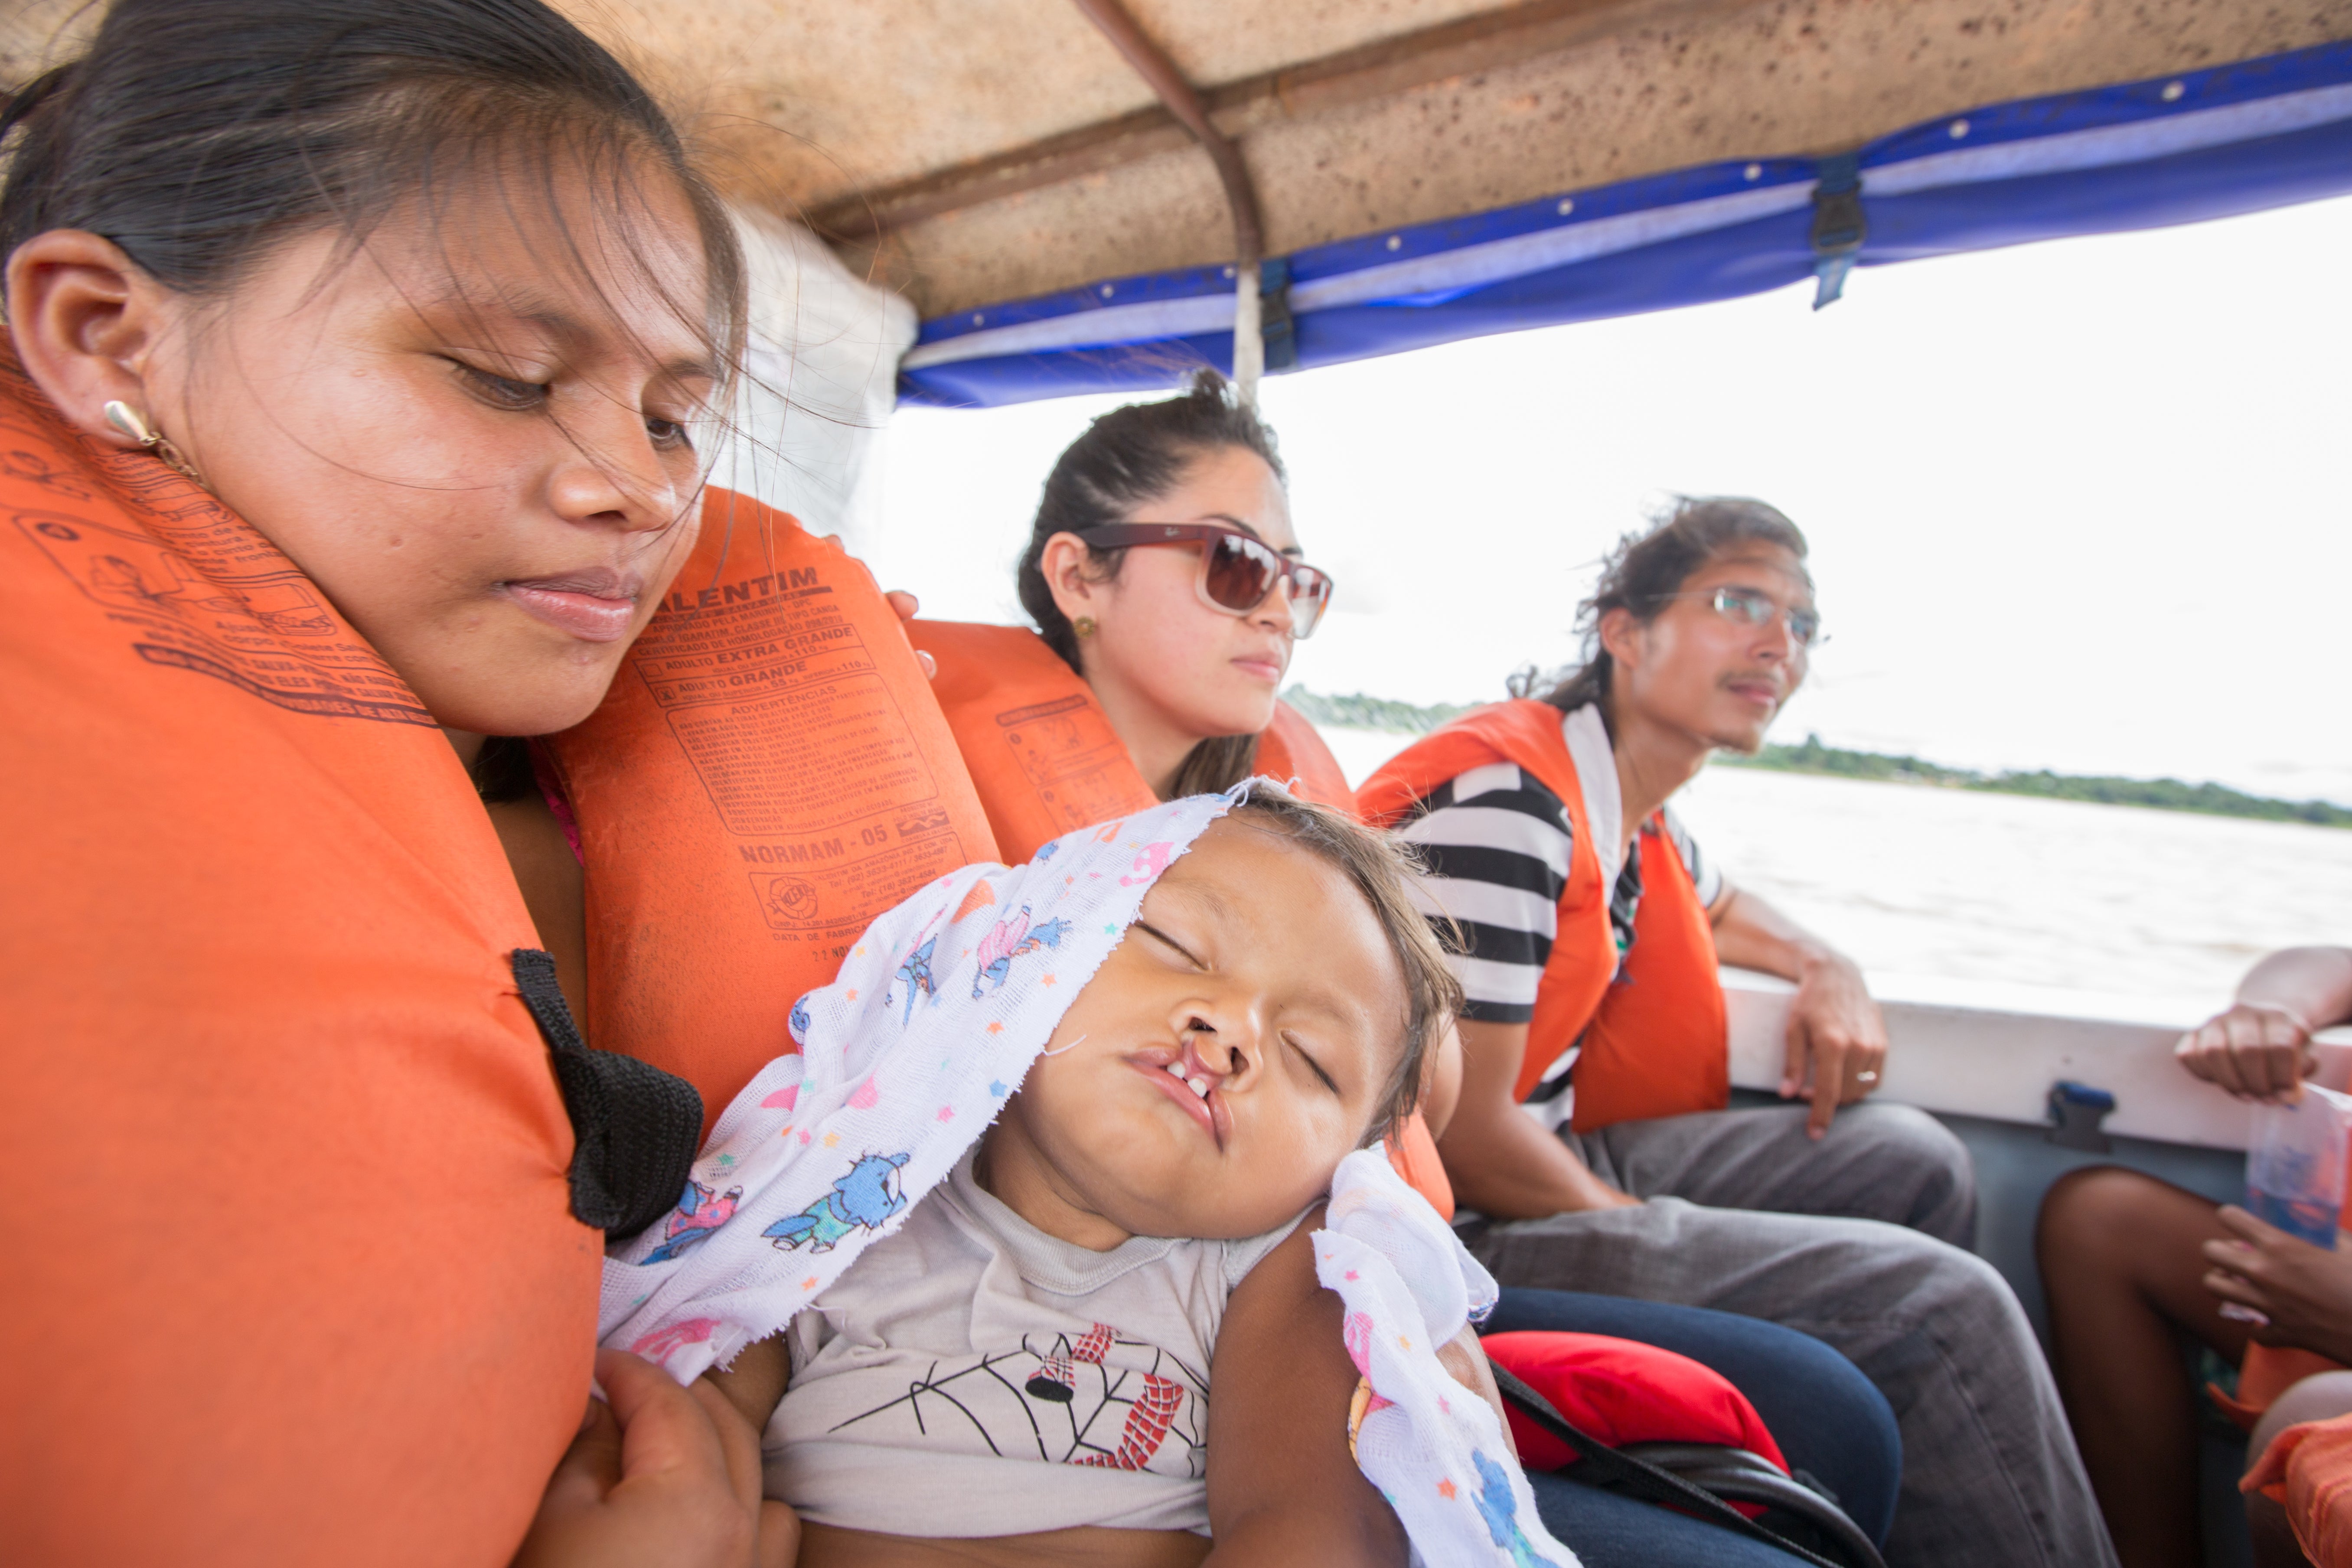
left=597, top=790, right=1240, bottom=1383
left=767, top=1146, right=1302, bottom=1536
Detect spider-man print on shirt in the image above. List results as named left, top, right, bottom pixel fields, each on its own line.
left=825, top=1322, right=1206, bottom=1477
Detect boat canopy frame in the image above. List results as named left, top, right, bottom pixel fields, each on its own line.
left=899, top=38, right=2352, bottom=407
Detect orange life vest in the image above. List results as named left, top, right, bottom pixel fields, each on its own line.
left=1357, top=699, right=1728, bottom=1133
left=2246, top=1408, right=2352, bottom=1565
left=542, top=492, right=998, bottom=1130
left=1253, top=697, right=1355, bottom=812
left=0, top=358, right=592, bottom=1565
left=908, top=619, right=1350, bottom=856
left=905, top=618, right=1145, bottom=866
left=910, top=619, right=1451, bottom=1213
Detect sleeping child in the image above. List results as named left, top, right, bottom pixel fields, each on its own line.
left=597, top=785, right=1575, bottom=1568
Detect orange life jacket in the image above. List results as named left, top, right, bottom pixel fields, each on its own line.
left=2246, top=1408, right=2352, bottom=1565
left=910, top=619, right=1451, bottom=1214
left=542, top=492, right=998, bottom=1131
left=904, top=618, right=1144, bottom=867
left=1253, top=697, right=1355, bottom=813
left=0, top=357, right=592, bottom=1565
left=908, top=619, right=1350, bottom=857
left=1357, top=699, right=1728, bottom=1133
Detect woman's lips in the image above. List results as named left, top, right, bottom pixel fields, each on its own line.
left=503, top=572, right=642, bottom=643
left=1231, top=655, right=1285, bottom=685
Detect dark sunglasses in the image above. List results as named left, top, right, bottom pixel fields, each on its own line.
left=1076, top=522, right=1335, bottom=638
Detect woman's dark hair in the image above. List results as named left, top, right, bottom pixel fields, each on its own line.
left=1519, top=496, right=1810, bottom=717
left=1015, top=370, right=1287, bottom=798
left=472, top=733, right=538, bottom=803
left=0, top=0, right=744, bottom=379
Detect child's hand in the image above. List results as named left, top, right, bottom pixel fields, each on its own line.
left=515, top=1348, right=799, bottom=1568
left=2203, top=1206, right=2352, bottom=1365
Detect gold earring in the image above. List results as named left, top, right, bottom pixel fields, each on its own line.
left=1073, top=615, right=1097, bottom=639
left=103, top=399, right=206, bottom=488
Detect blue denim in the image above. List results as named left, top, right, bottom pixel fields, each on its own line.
left=1525, top=1470, right=1825, bottom=1567
left=1485, top=1287, right=1900, bottom=1549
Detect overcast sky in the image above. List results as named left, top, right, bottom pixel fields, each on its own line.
left=869, top=193, right=2352, bottom=806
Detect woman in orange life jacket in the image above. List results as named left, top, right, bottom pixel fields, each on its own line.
left=1359, top=499, right=2117, bottom=1568
left=2038, top=946, right=2352, bottom=1568
left=1016, top=371, right=1324, bottom=804
left=1, top=2, right=790, bottom=1564
left=1012, top=379, right=1907, bottom=1562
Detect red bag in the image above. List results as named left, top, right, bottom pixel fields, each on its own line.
left=1482, top=1331, right=1788, bottom=1475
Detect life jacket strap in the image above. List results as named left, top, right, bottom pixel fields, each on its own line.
left=511, top=949, right=702, bottom=1241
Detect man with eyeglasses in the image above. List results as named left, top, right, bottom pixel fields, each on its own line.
left=1360, top=497, right=2117, bottom=1568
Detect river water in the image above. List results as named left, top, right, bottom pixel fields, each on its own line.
left=1315, top=727, right=2352, bottom=1013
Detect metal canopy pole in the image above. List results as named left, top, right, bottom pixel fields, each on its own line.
left=1069, top=0, right=1267, bottom=402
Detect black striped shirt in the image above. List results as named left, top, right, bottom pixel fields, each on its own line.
left=1397, top=762, right=1719, bottom=1023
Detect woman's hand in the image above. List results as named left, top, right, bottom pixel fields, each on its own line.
left=2177, top=1004, right=2317, bottom=1103
left=515, top=1349, right=798, bottom=1568
left=2179, top=947, right=2352, bottom=1102
left=883, top=589, right=936, bottom=679
left=2202, top=1206, right=2352, bottom=1365
left=1779, top=950, right=1889, bottom=1140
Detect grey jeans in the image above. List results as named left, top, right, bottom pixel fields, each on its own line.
left=1462, top=1101, right=2117, bottom=1568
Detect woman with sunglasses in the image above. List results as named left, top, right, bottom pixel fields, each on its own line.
left=1015, top=372, right=1333, bottom=801
left=1357, top=499, right=2116, bottom=1568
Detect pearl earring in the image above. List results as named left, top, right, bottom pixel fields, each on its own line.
left=102, top=400, right=206, bottom=488
left=1073, top=615, right=1097, bottom=638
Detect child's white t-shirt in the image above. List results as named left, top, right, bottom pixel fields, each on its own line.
left=765, top=1147, right=1306, bottom=1538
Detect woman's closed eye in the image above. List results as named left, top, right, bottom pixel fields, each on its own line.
left=450, top=357, right=695, bottom=452
left=447, top=357, right=547, bottom=411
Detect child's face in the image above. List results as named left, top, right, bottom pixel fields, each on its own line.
left=988, top=815, right=1409, bottom=1245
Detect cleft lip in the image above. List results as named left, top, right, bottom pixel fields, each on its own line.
left=1180, top=1036, right=1233, bottom=1149
left=1125, top=1042, right=1227, bottom=1149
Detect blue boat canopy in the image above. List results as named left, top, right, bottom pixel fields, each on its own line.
left=900, top=41, right=2352, bottom=409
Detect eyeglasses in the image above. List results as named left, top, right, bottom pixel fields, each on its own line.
left=1671, top=586, right=1823, bottom=648
left=1076, top=522, right=1335, bottom=639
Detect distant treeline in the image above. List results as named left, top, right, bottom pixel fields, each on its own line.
left=1283, top=688, right=2352, bottom=829
left=1725, top=734, right=2352, bottom=828
left=1282, top=687, right=1474, bottom=734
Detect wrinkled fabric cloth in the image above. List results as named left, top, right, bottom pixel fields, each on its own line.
left=2245, top=1410, right=2352, bottom=1566
left=1319, top=1151, right=1576, bottom=1568
left=598, top=791, right=1236, bottom=1380
left=597, top=786, right=1576, bottom=1567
